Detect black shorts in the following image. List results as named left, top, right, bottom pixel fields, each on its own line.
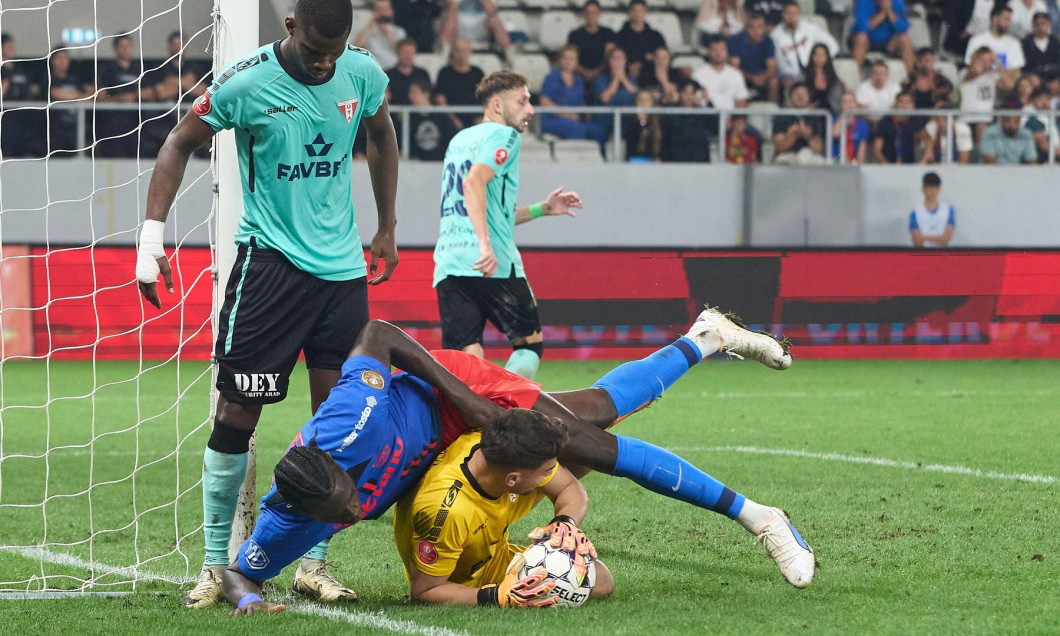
left=436, top=273, right=541, bottom=350
left=213, top=241, right=369, bottom=406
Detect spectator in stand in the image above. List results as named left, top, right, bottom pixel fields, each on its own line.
left=96, top=34, right=145, bottom=157
left=1, top=32, right=43, bottom=157
left=920, top=98, right=973, bottom=164
left=728, top=12, right=779, bottom=103
left=434, top=38, right=484, bottom=128
left=594, top=46, right=639, bottom=136
left=663, top=80, right=712, bottom=162
left=692, top=36, right=750, bottom=111
left=1010, top=0, right=1047, bottom=39
left=966, top=5, right=1026, bottom=70
left=770, top=1, right=839, bottom=88
left=772, top=82, right=827, bottom=163
left=1022, top=87, right=1059, bottom=162
left=146, top=32, right=208, bottom=104
left=1022, top=12, right=1060, bottom=81
left=568, top=0, right=617, bottom=80
left=440, top=0, right=512, bottom=58
left=406, top=78, right=457, bottom=160
left=615, top=0, right=667, bottom=78
left=803, top=43, right=843, bottom=113
left=726, top=113, right=761, bottom=162
left=872, top=91, right=917, bottom=163
left=623, top=88, right=664, bottom=161
left=696, top=0, right=746, bottom=46
left=540, top=44, right=610, bottom=150
left=856, top=60, right=900, bottom=118
left=386, top=38, right=431, bottom=106
left=392, top=0, right=444, bottom=53
left=746, top=0, right=786, bottom=29
left=1013, top=74, right=1036, bottom=105
left=901, top=47, right=955, bottom=109
left=833, top=90, right=870, bottom=163
left=943, top=0, right=993, bottom=60
left=980, top=114, right=1038, bottom=163
left=639, top=46, right=682, bottom=104
left=47, top=47, right=93, bottom=155
left=909, top=172, right=955, bottom=248
left=851, top=0, right=914, bottom=73
left=353, top=0, right=407, bottom=71
left=959, top=46, right=1015, bottom=143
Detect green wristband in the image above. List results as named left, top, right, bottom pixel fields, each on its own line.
left=529, top=203, right=545, bottom=219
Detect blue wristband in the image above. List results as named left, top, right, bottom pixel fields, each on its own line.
left=237, top=593, right=262, bottom=609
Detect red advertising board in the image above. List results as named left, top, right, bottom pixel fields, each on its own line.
left=12, top=247, right=1060, bottom=360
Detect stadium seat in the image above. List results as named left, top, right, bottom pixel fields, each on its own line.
left=884, top=58, right=909, bottom=84
left=494, top=0, right=522, bottom=9
left=597, top=0, right=626, bottom=9
left=665, top=0, right=703, bottom=11
left=908, top=17, right=932, bottom=50
left=649, top=12, right=690, bottom=53
left=551, top=139, right=605, bottom=163
left=746, top=100, right=778, bottom=138
left=350, top=9, right=372, bottom=41
left=522, top=137, right=556, bottom=163
left=417, top=53, right=446, bottom=84
left=599, top=11, right=628, bottom=32
left=498, top=10, right=535, bottom=47
left=535, top=0, right=575, bottom=10
left=469, top=52, right=504, bottom=76
left=672, top=53, right=706, bottom=73
left=539, top=11, right=581, bottom=52
left=833, top=58, right=862, bottom=93
left=509, top=53, right=553, bottom=91
left=935, top=61, right=959, bottom=86
left=804, top=14, right=831, bottom=36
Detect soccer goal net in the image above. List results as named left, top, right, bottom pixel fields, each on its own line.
left=0, top=0, right=257, bottom=594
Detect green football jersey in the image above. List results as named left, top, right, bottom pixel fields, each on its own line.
left=432, top=121, right=523, bottom=287
left=195, top=42, right=388, bottom=280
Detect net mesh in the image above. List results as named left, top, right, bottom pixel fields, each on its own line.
left=0, top=0, right=220, bottom=592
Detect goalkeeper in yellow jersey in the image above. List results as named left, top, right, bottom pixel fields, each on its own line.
left=392, top=410, right=614, bottom=607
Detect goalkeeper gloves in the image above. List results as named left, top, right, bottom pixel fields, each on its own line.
left=477, top=555, right=558, bottom=608
left=528, top=515, right=597, bottom=559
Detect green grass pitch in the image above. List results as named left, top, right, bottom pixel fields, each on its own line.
left=1, top=357, right=1057, bottom=634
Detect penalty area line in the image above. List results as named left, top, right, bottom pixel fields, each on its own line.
left=292, top=602, right=473, bottom=636
left=668, top=445, right=1058, bottom=485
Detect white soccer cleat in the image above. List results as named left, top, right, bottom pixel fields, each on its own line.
left=754, top=507, right=815, bottom=588
left=292, top=559, right=358, bottom=602
left=181, top=564, right=226, bottom=608
left=685, top=306, right=792, bottom=370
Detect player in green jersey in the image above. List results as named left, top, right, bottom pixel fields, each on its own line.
left=135, top=0, right=399, bottom=608
left=433, top=70, right=579, bottom=380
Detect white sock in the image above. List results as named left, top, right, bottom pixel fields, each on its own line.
left=736, top=499, right=774, bottom=533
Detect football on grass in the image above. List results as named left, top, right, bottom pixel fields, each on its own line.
left=519, top=541, right=596, bottom=607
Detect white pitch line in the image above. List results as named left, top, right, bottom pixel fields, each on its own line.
left=699, top=389, right=1059, bottom=399
left=293, top=603, right=473, bottom=636
left=2, top=547, right=192, bottom=585
left=3, top=548, right=471, bottom=636
left=668, top=445, right=1058, bottom=484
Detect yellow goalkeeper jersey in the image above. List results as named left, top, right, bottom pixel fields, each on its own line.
left=393, top=431, right=557, bottom=587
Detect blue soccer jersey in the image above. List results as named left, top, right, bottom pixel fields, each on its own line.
left=236, top=356, right=441, bottom=581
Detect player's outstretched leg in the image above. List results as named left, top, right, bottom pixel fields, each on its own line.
left=685, top=305, right=791, bottom=370
left=293, top=539, right=358, bottom=602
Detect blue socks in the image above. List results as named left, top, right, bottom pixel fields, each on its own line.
left=611, top=435, right=745, bottom=518
left=592, top=337, right=701, bottom=418
left=505, top=348, right=541, bottom=379
left=202, top=448, right=249, bottom=566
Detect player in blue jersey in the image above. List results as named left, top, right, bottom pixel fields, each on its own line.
left=433, top=70, right=580, bottom=381
left=222, top=309, right=811, bottom=616
left=134, top=0, right=401, bottom=607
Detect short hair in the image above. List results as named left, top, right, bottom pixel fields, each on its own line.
left=922, top=172, right=941, bottom=187
left=991, top=4, right=1012, bottom=18
left=295, top=0, right=354, bottom=39
left=872, top=60, right=888, bottom=70
left=705, top=34, right=725, bottom=47
left=972, top=45, right=993, bottom=59
left=168, top=31, right=182, bottom=42
left=1034, top=11, right=1052, bottom=23
left=396, top=37, right=417, bottom=51
left=1030, top=86, right=1050, bottom=100
left=788, top=80, right=809, bottom=95
left=747, top=11, right=767, bottom=21
left=409, top=76, right=432, bottom=94
left=481, top=409, right=569, bottom=471
left=677, top=78, right=702, bottom=91
left=558, top=43, right=580, bottom=59
left=628, top=0, right=647, bottom=9
left=1, top=33, right=12, bottom=45
left=915, top=46, right=934, bottom=57
left=113, top=34, right=132, bottom=48
left=583, top=0, right=601, bottom=10
left=274, top=445, right=342, bottom=514
left=782, top=0, right=800, bottom=9
left=475, top=70, right=529, bottom=106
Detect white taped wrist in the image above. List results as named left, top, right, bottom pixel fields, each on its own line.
left=136, top=220, right=166, bottom=283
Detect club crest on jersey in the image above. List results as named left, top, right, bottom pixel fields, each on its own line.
left=361, top=369, right=384, bottom=389
left=417, top=540, right=439, bottom=565
left=244, top=538, right=269, bottom=570
left=494, top=148, right=508, bottom=165
left=192, top=92, right=212, bottom=116
left=337, top=98, right=359, bottom=123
